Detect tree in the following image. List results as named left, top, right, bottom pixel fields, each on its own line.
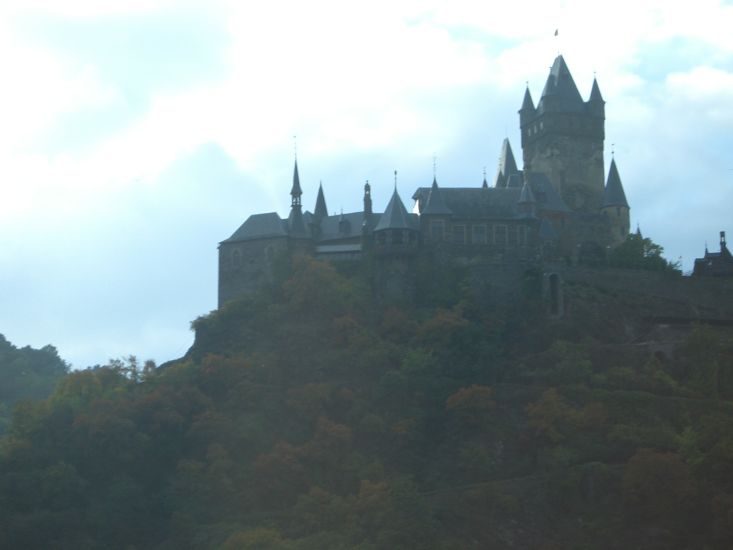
left=609, top=232, right=679, bottom=272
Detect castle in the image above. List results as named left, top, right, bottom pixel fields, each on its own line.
left=218, top=55, right=631, bottom=307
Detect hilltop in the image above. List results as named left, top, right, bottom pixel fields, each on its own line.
left=1, top=257, right=732, bottom=549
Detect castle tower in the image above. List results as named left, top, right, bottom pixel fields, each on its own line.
left=287, top=159, right=309, bottom=241
left=373, top=186, right=419, bottom=255
left=601, top=157, right=630, bottom=246
left=520, top=56, right=605, bottom=214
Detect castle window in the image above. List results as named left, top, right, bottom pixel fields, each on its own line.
left=507, top=225, right=518, bottom=246
left=453, top=225, right=466, bottom=244
left=378, top=232, right=386, bottom=245
left=392, top=230, right=403, bottom=244
left=430, top=220, right=445, bottom=242
left=494, top=224, right=507, bottom=246
left=472, top=224, right=487, bottom=244
left=539, top=121, right=544, bottom=130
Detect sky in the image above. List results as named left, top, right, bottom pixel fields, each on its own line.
left=0, top=0, right=732, bottom=369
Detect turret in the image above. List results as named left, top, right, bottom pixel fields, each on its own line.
left=520, top=55, right=605, bottom=214
left=519, top=85, right=535, bottom=127
left=287, top=159, right=308, bottom=237
left=374, top=181, right=419, bottom=255
left=588, top=77, right=605, bottom=118
left=601, top=157, right=630, bottom=246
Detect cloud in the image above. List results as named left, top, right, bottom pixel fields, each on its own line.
left=1, top=0, right=733, bottom=366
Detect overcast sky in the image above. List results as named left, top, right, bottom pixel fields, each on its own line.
left=1, top=0, right=732, bottom=369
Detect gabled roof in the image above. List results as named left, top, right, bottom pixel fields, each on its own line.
left=537, top=55, right=585, bottom=114
left=603, top=158, right=629, bottom=208
left=422, top=178, right=452, bottom=215
left=374, top=189, right=417, bottom=231
left=525, top=172, right=572, bottom=213
left=314, top=183, right=328, bottom=218
left=223, top=212, right=287, bottom=243
left=506, top=173, right=524, bottom=188
left=518, top=180, right=536, bottom=204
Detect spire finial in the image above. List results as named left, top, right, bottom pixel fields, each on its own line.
left=611, top=143, right=615, bottom=157
left=432, top=155, right=437, bottom=179
left=394, top=170, right=398, bottom=191
left=293, top=135, right=297, bottom=160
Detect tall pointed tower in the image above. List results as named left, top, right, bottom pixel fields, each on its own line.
left=519, top=56, right=605, bottom=214
left=601, top=157, right=630, bottom=246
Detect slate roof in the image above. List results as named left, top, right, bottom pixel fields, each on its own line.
left=518, top=180, right=536, bottom=204
left=314, top=183, right=328, bottom=218
left=288, top=207, right=309, bottom=237
left=520, top=86, right=535, bottom=111
left=494, top=139, right=520, bottom=188
left=223, top=212, right=287, bottom=243
left=589, top=78, right=604, bottom=103
left=374, top=189, right=418, bottom=231
left=603, top=158, right=629, bottom=208
left=290, top=160, right=302, bottom=198
left=537, top=55, right=585, bottom=114
left=422, top=178, right=452, bottom=215
left=524, top=172, right=571, bottom=213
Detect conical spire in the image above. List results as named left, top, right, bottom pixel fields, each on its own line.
left=589, top=77, right=604, bottom=102
left=374, top=188, right=413, bottom=231
left=314, top=181, right=327, bottom=218
left=422, top=177, right=452, bottom=215
left=603, top=158, right=629, bottom=208
left=494, top=138, right=520, bottom=188
left=520, top=85, right=535, bottom=111
left=290, top=159, right=302, bottom=206
left=288, top=158, right=307, bottom=236
left=482, top=167, right=488, bottom=189
left=538, top=55, right=584, bottom=113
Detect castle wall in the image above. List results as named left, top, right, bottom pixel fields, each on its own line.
left=218, top=238, right=288, bottom=306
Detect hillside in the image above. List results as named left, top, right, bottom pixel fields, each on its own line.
left=1, top=258, right=732, bottom=549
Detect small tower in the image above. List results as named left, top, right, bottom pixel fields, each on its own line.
left=520, top=56, right=605, bottom=214
left=287, top=159, right=309, bottom=239
left=373, top=182, right=419, bottom=256
left=601, top=157, right=630, bottom=247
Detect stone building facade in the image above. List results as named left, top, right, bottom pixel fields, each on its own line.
left=218, top=55, right=631, bottom=307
